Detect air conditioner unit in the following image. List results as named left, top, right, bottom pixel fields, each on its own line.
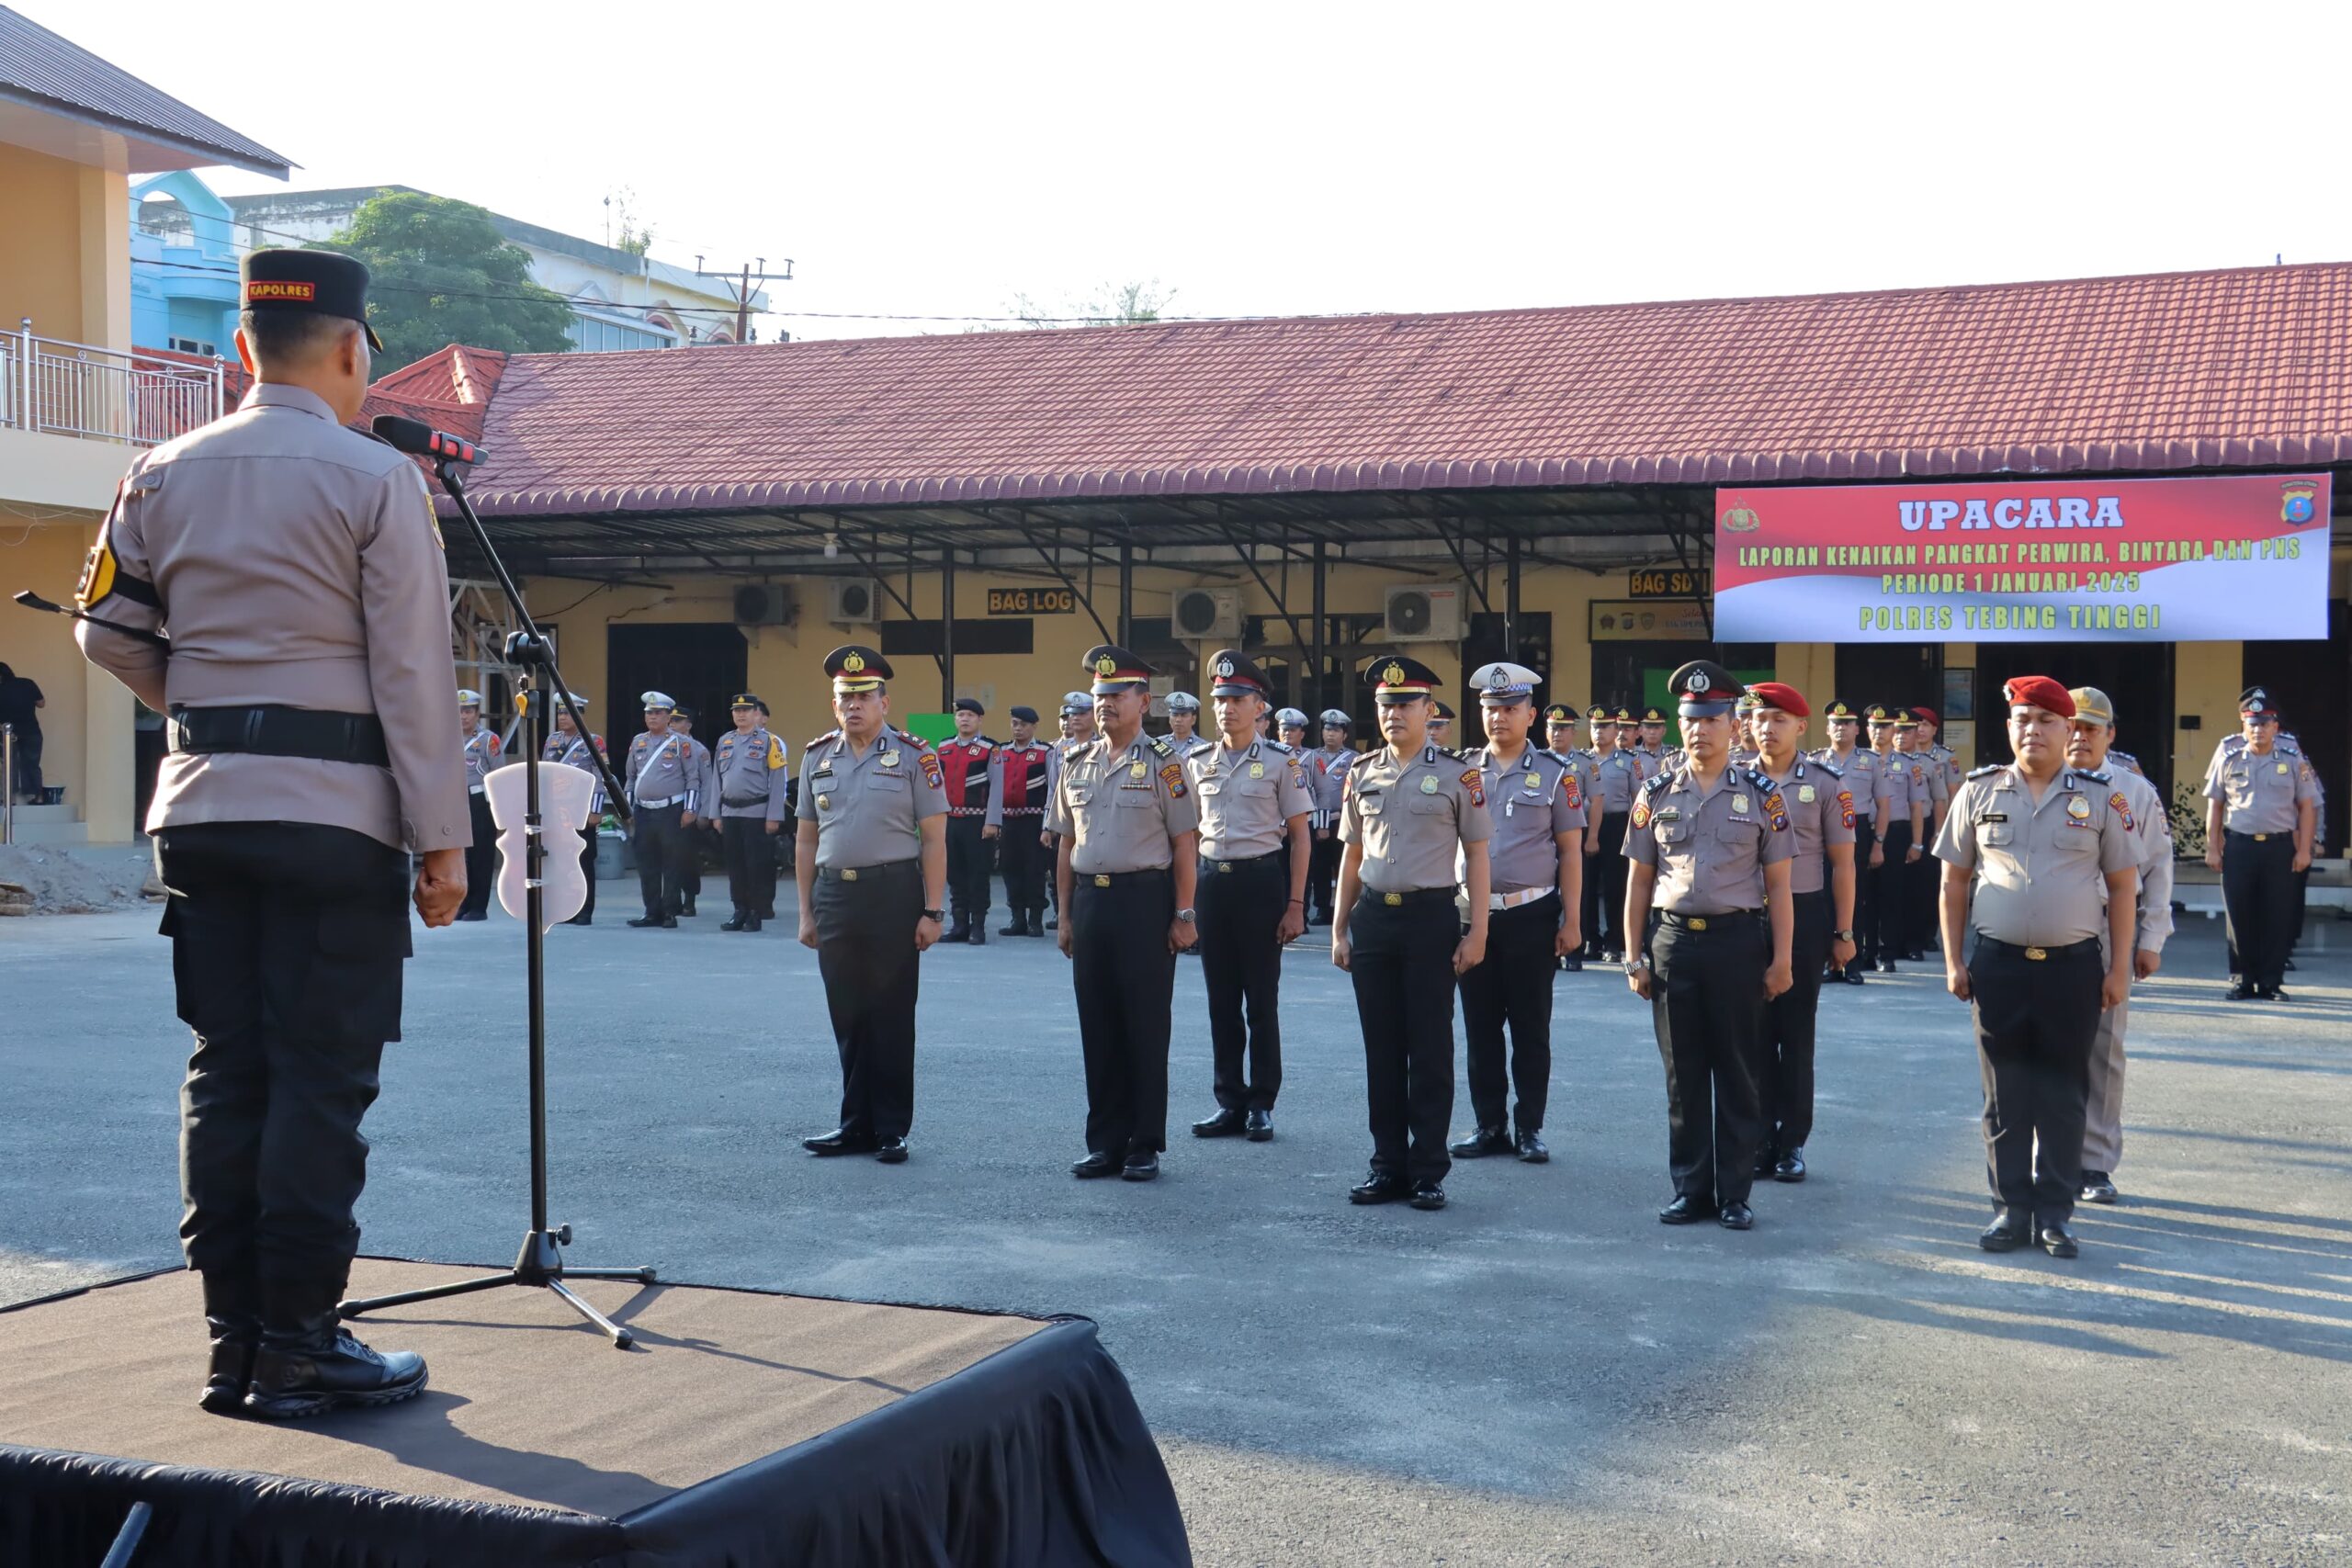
left=1382, top=582, right=1467, bottom=643
left=731, top=582, right=796, bottom=626
left=1170, top=587, right=1240, bottom=641
left=828, top=578, right=884, bottom=625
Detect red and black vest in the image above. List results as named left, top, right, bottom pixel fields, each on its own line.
left=997, top=740, right=1050, bottom=812
left=940, top=737, right=996, bottom=814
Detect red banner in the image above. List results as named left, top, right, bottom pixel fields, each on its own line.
left=1714, top=474, right=2330, bottom=642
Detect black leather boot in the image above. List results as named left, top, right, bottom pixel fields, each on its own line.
left=245, top=1273, right=428, bottom=1421
left=199, top=1269, right=262, bottom=1416
left=999, top=911, right=1029, bottom=937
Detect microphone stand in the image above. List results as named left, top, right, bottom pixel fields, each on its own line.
left=336, top=455, right=655, bottom=1348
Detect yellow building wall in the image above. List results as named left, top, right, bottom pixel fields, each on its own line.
left=0, top=520, right=135, bottom=839
left=0, top=149, right=130, bottom=349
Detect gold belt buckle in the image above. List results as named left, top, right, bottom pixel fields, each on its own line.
left=1383, top=892, right=1402, bottom=906
left=1216, top=861, right=1232, bottom=874
left=841, top=867, right=858, bottom=882
left=1688, top=916, right=1708, bottom=931
left=2024, top=945, right=2047, bottom=961
left=2254, top=832, right=2269, bottom=842
left=1094, top=874, right=1112, bottom=888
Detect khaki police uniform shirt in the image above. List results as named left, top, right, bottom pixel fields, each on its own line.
left=1045, top=732, right=1200, bottom=874
left=1190, top=739, right=1313, bottom=862
left=1623, top=765, right=1795, bottom=914
left=802, top=728, right=947, bottom=867
left=1591, top=748, right=1643, bottom=815
left=1552, top=747, right=1601, bottom=820
left=626, top=728, right=704, bottom=811
left=1933, top=765, right=2139, bottom=946
left=714, top=727, right=790, bottom=821
left=1339, top=744, right=1493, bottom=893
left=2203, top=742, right=2316, bottom=835
left=76, top=384, right=468, bottom=852
left=461, top=726, right=501, bottom=794
left=1875, top=747, right=1928, bottom=822
left=1906, top=744, right=1951, bottom=812
left=1815, top=745, right=1888, bottom=820
left=2108, top=762, right=2176, bottom=953
left=1758, top=757, right=1856, bottom=897
left=1467, top=742, right=1586, bottom=893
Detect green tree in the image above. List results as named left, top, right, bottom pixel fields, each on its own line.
left=316, top=192, right=575, bottom=372
left=1003, top=279, right=1176, bottom=328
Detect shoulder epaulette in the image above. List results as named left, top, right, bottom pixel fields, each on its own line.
left=808, top=728, right=840, bottom=748
left=1264, top=739, right=1295, bottom=755
left=1639, top=772, right=1674, bottom=798
left=2277, top=741, right=2303, bottom=759
left=1967, top=763, right=2003, bottom=779
left=1811, top=756, right=1844, bottom=778
left=2069, top=766, right=2112, bottom=785
left=1744, top=766, right=1777, bottom=792
left=1435, top=746, right=1465, bottom=762
left=1146, top=734, right=1173, bottom=759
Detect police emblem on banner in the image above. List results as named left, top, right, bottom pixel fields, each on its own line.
left=2282, top=480, right=2320, bottom=525
left=1720, top=504, right=1761, bottom=533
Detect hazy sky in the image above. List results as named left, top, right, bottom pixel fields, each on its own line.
left=54, top=1, right=2352, bottom=343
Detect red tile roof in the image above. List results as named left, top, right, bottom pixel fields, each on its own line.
left=458, top=261, right=2352, bottom=515
left=138, top=344, right=505, bottom=445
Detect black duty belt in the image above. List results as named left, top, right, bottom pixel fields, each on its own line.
left=818, top=859, right=919, bottom=883
left=2225, top=829, right=2291, bottom=844
left=1204, top=850, right=1284, bottom=874
left=1077, top=867, right=1170, bottom=888
left=720, top=793, right=768, bottom=809
left=169, top=705, right=390, bottom=768
left=1976, top=936, right=2098, bottom=963
left=1657, top=908, right=1759, bottom=932
left=1359, top=886, right=1456, bottom=908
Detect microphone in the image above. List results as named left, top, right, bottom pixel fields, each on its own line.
left=372, top=414, right=483, bottom=466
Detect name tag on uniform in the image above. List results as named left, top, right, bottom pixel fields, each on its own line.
left=1654, top=807, right=1681, bottom=822
left=813, top=763, right=833, bottom=778
left=1980, top=812, right=2007, bottom=823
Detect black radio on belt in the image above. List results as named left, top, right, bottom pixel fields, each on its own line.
left=168, top=705, right=391, bottom=768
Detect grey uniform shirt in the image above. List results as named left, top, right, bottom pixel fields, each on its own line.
left=1875, top=749, right=1928, bottom=823
left=2108, top=763, right=2175, bottom=953
left=75, top=384, right=469, bottom=853
left=1554, top=748, right=1602, bottom=820
left=1466, top=743, right=1587, bottom=893
left=1591, top=749, right=1643, bottom=815
left=545, top=730, right=606, bottom=811
left=2203, top=743, right=2316, bottom=834
left=1190, top=739, right=1313, bottom=862
left=1908, top=747, right=1951, bottom=814
left=1308, top=746, right=1356, bottom=827
left=625, top=729, right=704, bottom=812
left=1045, top=732, right=1201, bottom=874
left=1340, top=744, right=1493, bottom=893
left=1815, top=746, right=1886, bottom=820
left=801, top=728, right=947, bottom=867
left=1935, top=765, right=2139, bottom=946
left=462, top=727, right=501, bottom=794
left=1758, top=757, right=1856, bottom=897
left=714, top=728, right=790, bottom=821
left=1623, top=765, right=1795, bottom=914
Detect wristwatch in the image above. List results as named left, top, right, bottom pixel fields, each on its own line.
left=922, top=908, right=944, bottom=922
left=1175, top=908, right=1196, bottom=923
left=1831, top=929, right=1855, bottom=942
left=1623, top=955, right=1648, bottom=976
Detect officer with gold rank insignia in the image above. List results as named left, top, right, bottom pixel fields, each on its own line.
left=456, top=688, right=503, bottom=921
left=1728, top=693, right=1762, bottom=769
left=545, top=695, right=605, bottom=926
left=1186, top=651, right=1313, bottom=1144
left=1049, top=646, right=1203, bottom=1181
left=75, top=246, right=455, bottom=1419
left=1936, top=678, right=2139, bottom=1260
left=1451, top=662, right=1584, bottom=1165
left=1583, top=704, right=1643, bottom=962
left=715, top=694, right=789, bottom=931
left=1623, top=661, right=1795, bottom=1232
left=1428, top=700, right=1455, bottom=750
left=1334, top=656, right=1492, bottom=1212
left=2203, top=686, right=2316, bottom=1001
left=1630, top=705, right=1670, bottom=779
left=795, top=648, right=949, bottom=1164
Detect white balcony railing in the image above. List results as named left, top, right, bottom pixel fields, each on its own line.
left=0, top=321, right=225, bottom=448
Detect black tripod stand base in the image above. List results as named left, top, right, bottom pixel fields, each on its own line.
left=338, top=1235, right=657, bottom=1348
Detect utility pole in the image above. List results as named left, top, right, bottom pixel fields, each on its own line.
left=695, top=256, right=793, bottom=344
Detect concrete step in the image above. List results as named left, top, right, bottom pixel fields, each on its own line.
left=4, top=800, right=85, bottom=846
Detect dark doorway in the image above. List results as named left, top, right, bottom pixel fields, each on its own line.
left=1591, top=638, right=1773, bottom=744
left=607, top=624, right=750, bottom=761
left=1460, top=612, right=1556, bottom=722
left=2245, top=599, right=2346, bottom=848
left=1971, top=641, right=2177, bottom=806
left=1836, top=643, right=1945, bottom=718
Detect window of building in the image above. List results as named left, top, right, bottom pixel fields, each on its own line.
left=166, top=335, right=218, bottom=358
left=567, top=313, right=677, bottom=354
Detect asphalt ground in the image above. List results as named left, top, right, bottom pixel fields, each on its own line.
left=4, top=894, right=2348, bottom=1566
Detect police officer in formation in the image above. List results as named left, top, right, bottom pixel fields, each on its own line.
left=545, top=694, right=605, bottom=926
left=1186, top=650, right=1313, bottom=1144
left=1451, top=663, right=1584, bottom=1165
left=2203, top=685, right=2316, bottom=1000
left=1747, top=682, right=1856, bottom=1183
left=989, top=705, right=1056, bottom=934
left=1163, top=690, right=1216, bottom=761
left=667, top=706, right=714, bottom=916
left=2065, top=686, right=2173, bottom=1206
left=77, top=247, right=458, bottom=1418
left=457, top=688, right=503, bottom=920
left=1427, top=700, right=1455, bottom=750
left=713, top=694, right=789, bottom=931
left=1049, top=647, right=1201, bottom=1180
left=938, top=697, right=999, bottom=943
left=1333, top=656, right=1490, bottom=1212
left=1623, top=661, right=1794, bottom=1231
left=1581, top=703, right=1642, bottom=963
left=1862, top=704, right=1927, bottom=970
left=1629, top=705, right=1669, bottom=778
left=624, top=693, right=705, bottom=928
left=1813, top=700, right=1885, bottom=984
left=1042, top=691, right=1097, bottom=933
left=1542, top=703, right=1599, bottom=973
left=1935, top=678, right=2139, bottom=1260
left=1277, top=706, right=1311, bottom=751
left=1894, top=709, right=1948, bottom=958
left=796, top=647, right=948, bottom=1164
left=1306, top=708, right=1356, bottom=925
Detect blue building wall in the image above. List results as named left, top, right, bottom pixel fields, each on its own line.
left=130, top=172, right=242, bottom=356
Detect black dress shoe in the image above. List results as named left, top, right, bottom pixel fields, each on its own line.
left=1192, top=1108, right=1248, bottom=1137
left=1448, top=1125, right=1512, bottom=1158
left=2080, top=1170, right=2117, bottom=1204
left=1244, top=1110, right=1274, bottom=1142
left=1559, top=954, right=1582, bottom=972
left=565, top=914, right=593, bottom=926
left=1903, top=949, right=1926, bottom=962
left=1658, top=1195, right=1716, bottom=1224
left=1071, top=1151, right=1119, bottom=1179
left=2260, top=987, right=2291, bottom=1002
left=2225, top=981, right=2256, bottom=1000
left=1843, top=967, right=1866, bottom=986
left=680, top=900, right=696, bottom=918
left=999, top=916, right=1030, bottom=937
left=744, top=915, right=762, bottom=932
left=720, top=914, right=748, bottom=931
left=1717, top=1201, right=1755, bottom=1230
left=803, top=1127, right=878, bottom=1156
left=628, top=914, right=664, bottom=928
left=1752, top=1147, right=1778, bottom=1179
left=1979, top=1211, right=2030, bottom=1251
left=875, top=1135, right=908, bottom=1164
left=199, top=1273, right=259, bottom=1416
left=1774, top=1149, right=1806, bottom=1183
left=659, top=915, right=678, bottom=929
left=1349, top=1170, right=1409, bottom=1204
left=2285, top=956, right=2298, bottom=971
left=1045, top=915, right=1058, bottom=931
left=1874, top=957, right=1897, bottom=974
left=1515, top=1129, right=1549, bottom=1163
left=1408, top=1179, right=1447, bottom=1211
left=1600, top=948, right=1623, bottom=964
left=1122, top=1150, right=1159, bottom=1181
left=968, top=926, right=986, bottom=946
left=2039, top=1224, right=2079, bottom=1259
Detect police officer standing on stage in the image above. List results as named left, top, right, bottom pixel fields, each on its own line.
left=1452, top=663, right=1584, bottom=1165
left=1049, top=647, right=1201, bottom=1181
left=1583, top=704, right=1641, bottom=962
left=76, top=247, right=459, bottom=1418
left=1748, top=683, right=1856, bottom=1183
left=1334, top=656, right=1491, bottom=1212
left=624, top=693, right=701, bottom=928
left=2204, top=686, right=2316, bottom=1000
left=456, top=689, right=502, bottom=921
left=796, top=648, right=948, bottom=1164
left=1186, top=650, right=1312, bottom=1144
left=1814, top=700, right=1886, bottom=985
left=714, top=694, right=788, bottom=931
left=546, top=695, right=605, bottom=926
left=1623, top=661, right=1794, bottom=1231
left=1307, top=708, right=1356, bottom=926
left=1937, top=678, right=2138, bottom=1258
left=990, top=705, right=1055, bottom=935
left=938, top=697, right=998, bottom=944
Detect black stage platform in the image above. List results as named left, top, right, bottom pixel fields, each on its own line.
left=0, top=1259, right=1191, bottom=1567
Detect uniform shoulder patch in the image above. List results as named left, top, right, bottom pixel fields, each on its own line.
left=808, top=729, right=840, bottom=749
left=1147, top=734, right=1174, bottom=760
left=1967, top=763, right=2003, bottom=779
left=2070, top=766, right=2112, bottom=785
left=899, top=728, right=933, bottom=750
left=1460, top=768, right=1486, bottom=807
left=1744, top=767, right=1776, bottom=792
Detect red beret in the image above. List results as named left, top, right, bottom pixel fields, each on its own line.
left=2002, top=676, right=2075, bottom=718
left=1747, top=682, right=1809, bottom=717
left=1909, top=706, right=1939, bottom=727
